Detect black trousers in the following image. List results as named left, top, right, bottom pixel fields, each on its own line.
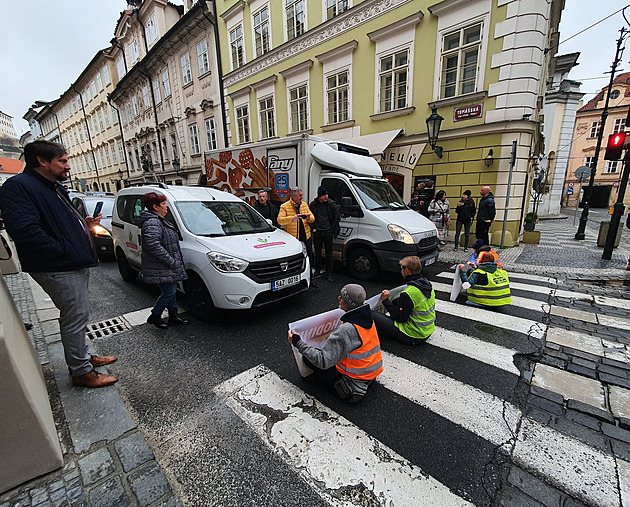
left=313, top=230, right=334, bottom=274
left=455, top=221, right=472, bottom=248
left=475, top=221, right=491, bottom=245
left=372, top=312, right=426, bottom=346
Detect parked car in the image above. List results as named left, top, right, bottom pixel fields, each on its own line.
left=71, top=193, right=116, bottom=258
left=111, top=183, right=310, bottom=319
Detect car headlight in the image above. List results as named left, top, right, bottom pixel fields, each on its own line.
left=207, top=252, right=248, bottom=272
left=301, top=242, right=307, bottom=258
left=388, top=224, right=415, bottom=244
left=91, top=225, right=111, bottom=237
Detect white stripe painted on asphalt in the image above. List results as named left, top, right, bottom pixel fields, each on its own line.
left=595, top=295, right=630, bottom=311
left=215, top=365, right=473, bottom=507
left=428, top=327, right=520, bottom=375
left=378, top=351, right=520, bottom=447
left=435, top=299, right=546, bottom=339
left=437, top=271, right=556, bottom=285
left=432, top=281, right=548, bottom=313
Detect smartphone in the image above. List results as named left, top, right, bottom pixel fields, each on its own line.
left=93, top=201, right=104, bottom=217
left=299, top=214, right=308, bottom=219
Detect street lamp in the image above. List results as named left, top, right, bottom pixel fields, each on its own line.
left=172, top=157, right=180, bottom=176
left=426, top=106, right=444, bottom=158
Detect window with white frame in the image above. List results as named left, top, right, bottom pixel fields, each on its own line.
left=286, top=0, right=305, bottom=41
left=111, top=145, right=117, bottom=164
left=181, top=53, right=192, bottom=85
left=326, top=70, right=349, bottom=124
left=584, top=156, right=594, bottom=168
left=171, top=133, right=178, bottom=159
left=236, top=105, right=251, bottom=143
left=259, top=97, right=275, bottom=138
left=79, top=125, right=84, bottom=142
left=96, top=73, right=103, bottom=91
left=153, top=79, right=162, bottom=104
left=230, top=25, right=244, bottom=69
left=116, top=57, right=126, bottom=78
left=105, top=147, right=111, bottom=166
left=120, top=106, right=127, bottom=124
left=162, top=69, right=171, bottom=97
left=130, top=39, right=139, bottom=64
left=197, top=40, right=210, bottom=75
left=613, top=118, right=626, bottom=134
left=161, top=137, right=169, bottom=160
left=253, top=7, right=270, bottom=57
left=128, top=151, right=135, bottom=170
left=90, top=80, right=97, bottom=96
left=86, top=87, right=92, bottom=102
left=289, top=84, right=308, bottom=132
left=326, top=0, right=348, bottom=20
left=104, top=107, right=110, bottom=127
left=439, top=23, right=481, bottom=98
left=73, top=100, right=77, bottom=112
left=112, top=106, right=119, bottom=124
left=132, top=96, right=139, bottom=117
left=142, top=86, right=150, bottom=108
left=100, top=149, right=106, bottom=167
left=145, top=15, right=158, bottom=46
left=118, top=143, right=125, bottom=162
left=379, top=50, right=409, bottom=112
left=98, top=111, right=104, bottom=130
left=605, top=160, right=619, bottom=173
left=205, top=118, right=218, bottom=150
left=589, top=121, right=602, bottom=138
left=126, top=101, right=133, bottom=120
left=103, top=66, right=111, bottom=86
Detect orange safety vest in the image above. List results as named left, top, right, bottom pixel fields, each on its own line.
left=336, top=322, right=384, bottom=380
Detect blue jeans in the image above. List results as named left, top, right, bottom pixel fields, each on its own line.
left=153, top=282, right=177, bottom=315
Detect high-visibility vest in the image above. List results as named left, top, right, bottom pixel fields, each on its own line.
left=394, top=285, right=436, bottom=339
left=336, top=322, right=383, bottom=380
left=467, top=268, right=511, bottom=306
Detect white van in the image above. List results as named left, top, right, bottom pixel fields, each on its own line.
left=112, top=183, right=310, bottom=319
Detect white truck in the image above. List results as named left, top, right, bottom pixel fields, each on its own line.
left=203, top=134, right=439, bottom=280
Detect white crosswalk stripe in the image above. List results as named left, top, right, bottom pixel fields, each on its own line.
left=213, top=275, right=630, bottom=506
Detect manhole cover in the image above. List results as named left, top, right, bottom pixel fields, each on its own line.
left=87, top=317, right=132, bottom=340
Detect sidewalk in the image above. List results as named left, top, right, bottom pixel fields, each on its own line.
left=0, top=273, right=182, bottom=507
left=1, top=207, right=629, bottom=507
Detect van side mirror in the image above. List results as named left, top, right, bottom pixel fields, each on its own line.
left=340, top=196, right=363, bottom=218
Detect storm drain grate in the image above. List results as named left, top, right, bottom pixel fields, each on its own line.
left=87, top=317, right=132, bottom=340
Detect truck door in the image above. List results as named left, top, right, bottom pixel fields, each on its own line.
left=320, top=177, right=360, bottom=258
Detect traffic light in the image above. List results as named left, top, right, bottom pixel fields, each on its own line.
left=604, top=132, right=626, bottom=160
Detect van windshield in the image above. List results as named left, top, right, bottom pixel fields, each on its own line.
left=175, top=201, right=273, bottom=236
left=351, top=179, right=406, bottom=211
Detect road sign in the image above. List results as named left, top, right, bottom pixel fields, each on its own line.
left=567, top=187, right=574, bottom=195
left=568, top=182, right=574, bottom=187
left=575, top=166, right=591, bottom=182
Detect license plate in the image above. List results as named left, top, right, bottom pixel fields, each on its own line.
left=424, top=257, right=435, bottom=266
left=272, top=274, right=301, bottom=291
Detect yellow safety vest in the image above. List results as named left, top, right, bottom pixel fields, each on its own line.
left=394, top=285, right=436, bottom=339
left=467, top=268, right=511, bottom=306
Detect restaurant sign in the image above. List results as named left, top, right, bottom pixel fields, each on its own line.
left=454, top=104, right=483, bottom=122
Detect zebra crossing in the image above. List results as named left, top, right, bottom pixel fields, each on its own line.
left=212, top=270, right=630, bottom=506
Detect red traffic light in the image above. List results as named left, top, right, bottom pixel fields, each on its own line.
left=604, top=132, right=626, bottom=160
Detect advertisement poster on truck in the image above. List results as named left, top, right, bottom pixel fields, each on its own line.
left=204, top=145, right=297, bottom=207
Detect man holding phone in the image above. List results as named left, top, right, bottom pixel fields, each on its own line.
left=0, top=141, right=118, bottom=388
left=278, top=187, right=316, bottom=279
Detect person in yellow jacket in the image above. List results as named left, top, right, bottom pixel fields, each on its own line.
left=278, top=187, right=315, bottom=274
left=458, top=251, right=511, bottom=307
left=373, top=255, right=436, bottom=345
left=288, top=284, right=383, bottom=403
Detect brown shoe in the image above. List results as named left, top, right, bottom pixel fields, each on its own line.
left=90, top=355, right=117, bottom=367
left=72, top=370, right=118, bottom=388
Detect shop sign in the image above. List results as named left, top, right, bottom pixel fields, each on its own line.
left=454, top=104, right=483, bottom=122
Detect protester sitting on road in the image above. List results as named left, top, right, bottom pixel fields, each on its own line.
left=467, top=240, right=501, bottom=272
left=288, top=284, right=383, bottom=403
left=139, top=192, right=189, bottom=329
left=458, top=252, right=511, bottom=308
left=373, top=256, right=436, bottom=345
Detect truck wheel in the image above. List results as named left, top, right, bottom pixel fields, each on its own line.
left=184, top=274, right=216, bottom=320
left=347, top=248, right=379, bottom=281
left=116, top=250, right=138, bottom=281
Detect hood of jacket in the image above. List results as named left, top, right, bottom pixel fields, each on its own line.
left=405, top=273, right=433, bottom=298
left=341, top=303, right=373, bottom=329
left=477, top=261, right=498, bottom=273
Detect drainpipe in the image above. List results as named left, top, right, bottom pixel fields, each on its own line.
left=107, top=97, right=131, bottom=177
left=72, top=85, right=101, bottom=186
left=203, top=1, right=228, bottom=147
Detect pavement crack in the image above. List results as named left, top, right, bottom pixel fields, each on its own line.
left=329, top=482, right=380, bottom=507
left=237, top=398, right=289, bottom=439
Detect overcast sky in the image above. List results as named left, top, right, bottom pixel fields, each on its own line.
left=0, top=0, right=628, bottom=137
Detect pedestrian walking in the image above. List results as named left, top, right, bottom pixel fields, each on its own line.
left=454, top=190, right=476, bottom=251
left=288, top=284, right=382, bottom=403
left=428, top=190, right=450, bottom=245
left=139, top=192, right=189, bottom=329
left=0, top=140, right=118, bottom=388
left=278, top=187, right=316, bottom=279
left=476, top=186, right=496, bottom=245
left=309, top=186, right=341, bottom=282
left=253, top=189, right=279, bottom=227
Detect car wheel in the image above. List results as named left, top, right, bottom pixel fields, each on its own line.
left=184, top=273, right=216, bottom=320
left=116, top=250, right=138, bottom=281
left=347, top=247, right=379, bottom=281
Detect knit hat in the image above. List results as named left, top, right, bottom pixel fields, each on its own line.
left=340, top=284, right=366, bottom=309
left=472, top=239, right=485, bottom=251
left=317, top=186, right=328, bottom=198
left=463, top=190, right=472, bottom=197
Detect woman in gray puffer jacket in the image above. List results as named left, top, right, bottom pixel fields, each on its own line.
left=138, top=192, right=188, bottom=328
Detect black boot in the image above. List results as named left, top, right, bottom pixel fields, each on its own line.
left=147, top=313, right=168, bottom=329
left=168, top=309, right=190, bottom=326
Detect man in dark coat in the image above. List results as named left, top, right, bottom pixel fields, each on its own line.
left=476, top=186, right=496, bottom=246
left=0, top=141, right=118, bottom=388
left=253, top=189, right=278, bottom=227
left=309, top=186, right=341, bottom=282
